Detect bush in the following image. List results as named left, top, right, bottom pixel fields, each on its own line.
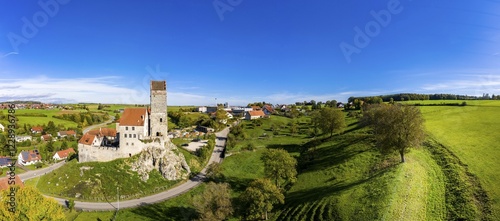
left=244, top=143, right=256, bottom=151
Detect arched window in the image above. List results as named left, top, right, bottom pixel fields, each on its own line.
left=160, top=118, right=163, bottom=122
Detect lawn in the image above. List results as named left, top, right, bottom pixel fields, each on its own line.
left=419, top=100, right=500, bottom=219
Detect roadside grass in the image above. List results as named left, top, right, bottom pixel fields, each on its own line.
left=36, top=158, right=182, bottom=202
left=420, top=101, right=500, bottom=219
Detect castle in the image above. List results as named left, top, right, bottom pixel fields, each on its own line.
left=78, top=81, right=168, bottom=162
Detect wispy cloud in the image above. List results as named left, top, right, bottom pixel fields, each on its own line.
left=420, top=74, right=500, bottom=95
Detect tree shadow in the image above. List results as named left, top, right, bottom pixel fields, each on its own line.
left=130, top=203, right=197, bottom=221
left=283, top=163, right=397, bottom=206
left=222, top=176, right=255, bottom=192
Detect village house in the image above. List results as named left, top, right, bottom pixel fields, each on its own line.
left=41, top=134, right=53, bottom=142
left=15, top=135, right=32, bottom=143
left=197, top=106, right=207, bottom=113
left=53, top=148, right=76, bottom=161
left=262, top=104, right=274, bottom=116
left=31, top=126, right=43, bottom=134
left=17, top=150, right=42, bottom=166
left=0, top=175, right=24, bottom=190
left=78, top=133, right=100, bottom=147
left=57, top=130, right=76, bottom=138
left=87, top=128, right=117, bottom=146
left=245, top=110, right=266, bottom=120
left=0, top=157, right=12, bottom=168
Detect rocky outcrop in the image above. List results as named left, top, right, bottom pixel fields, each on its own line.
left=130, top=139, right=190, bottom=181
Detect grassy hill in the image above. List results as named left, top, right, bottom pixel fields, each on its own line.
left=420, top=100, right=500, bottom=219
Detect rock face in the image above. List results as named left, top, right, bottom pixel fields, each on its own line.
left=131, top=139, right=190, bottom=181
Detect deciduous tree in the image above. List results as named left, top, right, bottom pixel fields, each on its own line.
left=241, top=178, right=284, bottom=220
left=261, top=149, right=297, bottom=189
left=193, top=182, right=233, bottom=221
left=363, top=104, right=425, bottom=163
left=312, top=107, right=346, bottom=137
left=0, top=186, right=65, bottom=220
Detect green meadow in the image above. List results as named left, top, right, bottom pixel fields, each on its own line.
left=420, top=100, right=500, bottom=219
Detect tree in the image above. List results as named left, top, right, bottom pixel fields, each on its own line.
left=312, top=107, right=346, bottom=137
left=61, top=141, right=68, bottom=149
left=0, top=186, right=65, bottom=220
left=205, top=162, right=224, bottom=182
left=46, top=140, right=54, bottom=152
left=178, top=115, right=191, bottom=128
left=289, top=121, right=299, bottom=135
left=261, top=149, right=297, bottom=189
left=363, top=104, right=425, bottom=163
left=67, top=199, right=75, bottom=211
left=241, top=178, right=284, bottom=220
left=193, top=182, right=233, bottom=221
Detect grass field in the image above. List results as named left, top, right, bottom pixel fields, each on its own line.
left=12, top=109, right=79, bottom=129
left=418, top=100, right=500, bottom=219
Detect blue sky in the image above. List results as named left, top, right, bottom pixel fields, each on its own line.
left=1, top=0, right=499, bottom=105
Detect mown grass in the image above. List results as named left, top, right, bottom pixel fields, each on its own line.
left=419, top=100, right=500, bottom=219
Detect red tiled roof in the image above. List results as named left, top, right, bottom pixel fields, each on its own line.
left=0, top=175, right=24, bottom=190
left=55, top=148, right=75, bottom=159
left=249, top=110, right=265, bottom=117
left=31, top=126, right=43, bottom=132
left=251, top=106, right=261, bottom=111
left=59, top=130, right=76, bottom=136
left=263, top=105, right=274, bottom=112
left=88, top=128, right=117, bottom=137
left=119, top=108, right=147, bottom=126
left=42, top=134, right=52, bottom=141
left=79, top=133, right=96, bottom=145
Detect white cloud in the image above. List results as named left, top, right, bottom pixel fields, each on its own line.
left=421, top=74, right=500, bottom=95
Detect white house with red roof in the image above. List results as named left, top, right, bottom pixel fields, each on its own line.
left=245, top=110, right=266, bottom=120
left=53, top=148, right=76, bottom=161
left=17, top=150, right=42, bottom=166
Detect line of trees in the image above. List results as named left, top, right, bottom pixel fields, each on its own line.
left=349, top=93, right=496, bottom=104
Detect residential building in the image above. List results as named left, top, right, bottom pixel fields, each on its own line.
left=0, top=175, right=24, bottom=190
left=53, top=148, right=76, bottom=161
left=15, top=135, right=32, bottom=142
left=0, top=157, right=12, bottom=168
left=57, top=130, right=76, bottom=138
left=31, top=126, right=43, bottom=134
left=245, top=110, right=266, bottom=120
left=17, top=150, right=42, bottom=166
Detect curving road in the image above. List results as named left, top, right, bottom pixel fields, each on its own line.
left=25, top=127, right=229, bottom=211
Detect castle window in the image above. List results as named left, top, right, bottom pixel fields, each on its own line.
left=132, top=142, right=134, bottom=146
left=160, top=118, right=163, bottom=122
left=125, top=126, right=128, bottom=130
left=126, top=142, right=129, bottom=146
left=124, top=134, right=127, bottom=138
left=132, top=127, right=135, bottom=130
left=133, top=134, right=136, bottom=138
left=156, top=132, right=160, bottom=136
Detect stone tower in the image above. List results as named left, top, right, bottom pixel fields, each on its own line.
left=150, top=80, right=167, bottom=138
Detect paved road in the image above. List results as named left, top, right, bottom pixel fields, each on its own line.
left=18, top=161, right=66, bottom=181
left=39, top=127, right=229, bottom=211
left=83, top=116, right=115, bottom=134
